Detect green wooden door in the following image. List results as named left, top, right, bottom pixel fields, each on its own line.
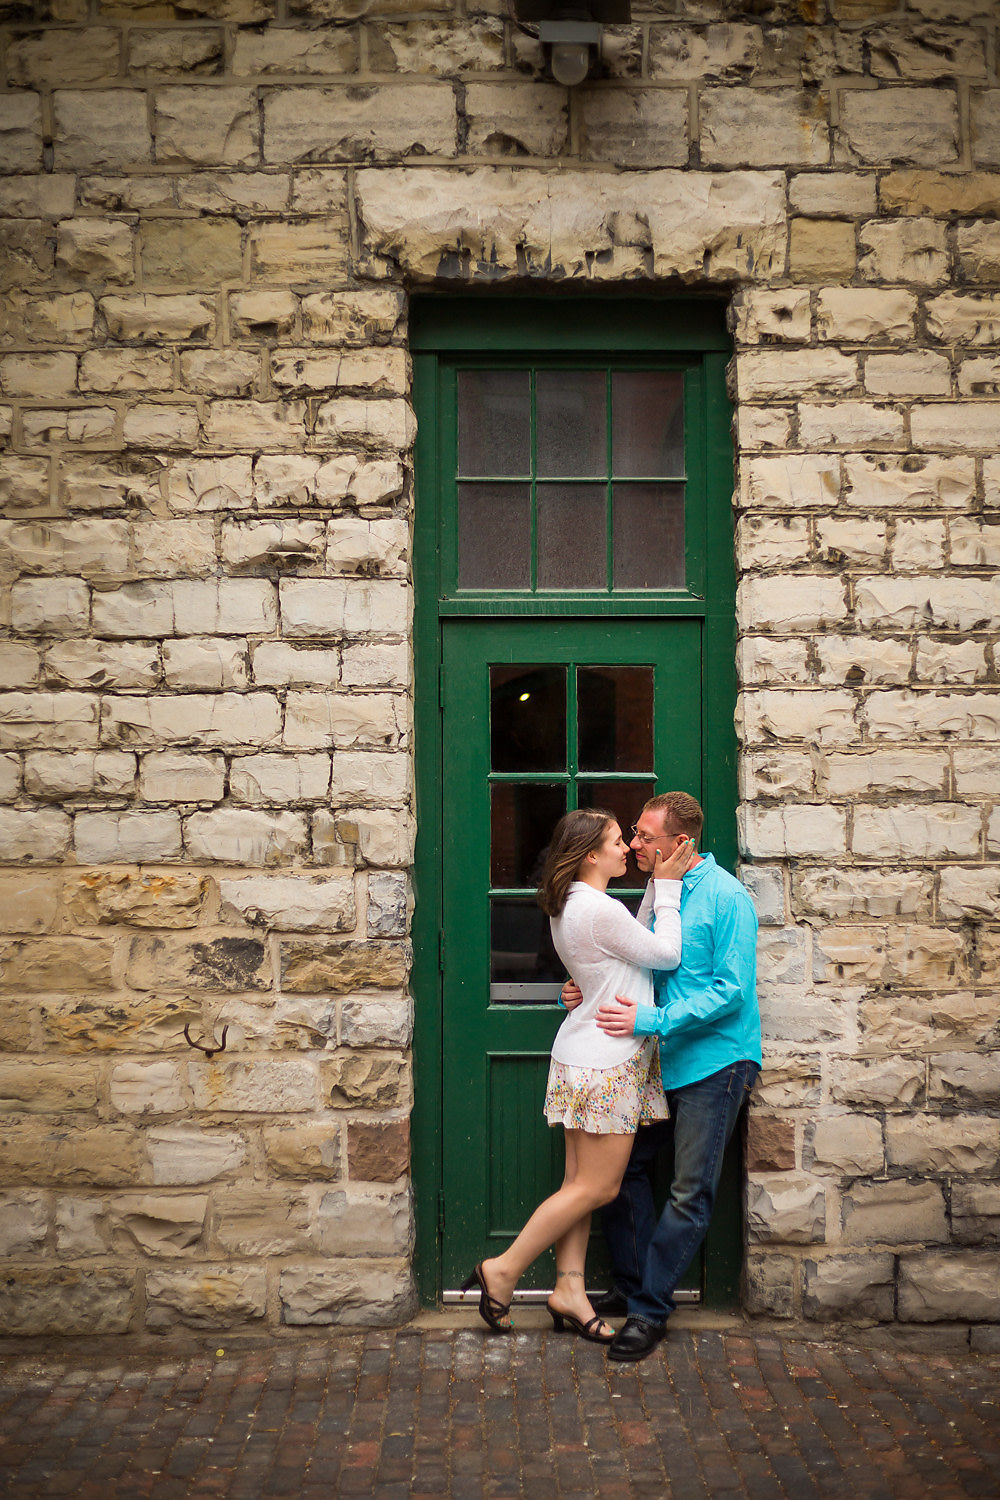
left=440, top=619, right=701, bottom=1291
left=411, top=299, right=741, bottom=1307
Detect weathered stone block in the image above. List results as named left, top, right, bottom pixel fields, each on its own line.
left=145, top=1266, right=266, bottom=1330
left=844, top=453, right=974, bottom=510
left=701, top=86, right=829, bottom=167
left=842, top=1181, right=947, bottom=1245
left=218, top=874, right=355, bottom=933
left=280, top=578, right=410, bottom=636
left=886, top=1115, right=999, bottom=1174
left=341, top=997, right=412, bottom=1049
left=837, top=87, right=959, bottom=167
left=822, top=749, right=947, bottom=796
left=970, top=88, right=1000, bottom=168
left=74, top=811, right=183, bottom=864
left=101, top=292, right=215, bottom=342
left=109, top=1192, right=208, bottom=1257
left=0, top=350, right=77, bottom=397
left=185, top=809, right=307, bottom=865
left=249, top=218, right=350, bottom=281
left=299, top=288, right=405, bottom=346
left=188, top=1056, right=318, bottom=1113
left=928, top=1052, right=1000, bottom=1107
left=25, top=750, right=135, bottom=799
left=864, top=688, right=1000, bottom=741
left=851, top=804, right=980, bottom=861
left=740, top=748, right=814, bottom=799
left=45, top=639, right=158, bottom=691
left=741, top=688, right=857, bottom=747
left=11, top=578, right=90, bottom=635
left=0, top=1124, right=143, bottom=1187
left=0, top=1057, right=99, bottom=1112
left=252, top=643, right=339, bottom=688
left=899, top=1251, right=1000, bottom=1322
left=746, top=1114, right=795, bottom=1172
left=127, top=933, right=272, bottom=992
left=109, top=1060, right=188, bottom=1117
left=211, top=1186, right=313, bottom=1256
left=789, top=171, right=876, bottom=216
left=743, top=1251, right=796, bottom=1318
left=815, top=287, right=917, bottom=342
left=347, top=1120, right=409, bottom=1183
left=222, top=519, right=325, bottom=571
left=802, top=1254, right=895, bottom=1322
left=807, top=1115, right=883, bottom=1176
left=323, top=1052, right=408, bottom=1109
left=0, top=871, right=59, bottom=934
left=578, top=87, right=688, bottom=168
left=280, top=938, right=409, bottom=993
left=0, top=1268, right=134, bottom=1336
left=739, top=453, right=840, bottom=511
left=747, top=1173, right=825, bottom=1243
left=127, top=26, right=224, bottom=76
left=0, top=92, right=43, bottom=173
left=161, top=640, right=248, bottom=692
left=737, top=348, right=855, bottom=400
left=154, top=87, right=258, bottom=166
left=79, top=349, right=173, bottom=394
left=64, top=870, right=205, bottom=929
left=263, top=84, right=456, bottom=163
left=952, top=1182, right=1000, bottom=1246
left=102, top=693, right=282, bottom=751
left=832, top=1058, right=924, bottom=1109
left=166, top=455, right=253, bottom=513
left=740, top=804, right=847, bottom=859
left=229, top=752, right=331, bottom=805
left=318, top=1185, right=411, bottom=1256
left=279, top=1261, right=413, bottom=1327
left=0, top=1190, right=48, bottom=1256
left=0, top=808, right=71, bottom=862
left=141, top=218, right=244, bottom=286
left=788, top=217, right=856, bottom=279
left=263, top=1121, right=341, bottom=1180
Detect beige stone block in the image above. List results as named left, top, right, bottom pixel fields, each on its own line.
left=341, top=994, right=411, bottom=1047
left=740, top=748, right=815, bottom=799
left=802, top=1253, right=895, bottom=1322
left=971, top=88, right=1000, bottom=168
left=53, top=89, right=152, bottom=169
left=822, top=748, right=947, bottom=796
left=0, top=808, right=71, bottom=862
left=280, top=936, right=408, bottom=993
left=25, top=750, right=135, bottom=798
left=8, top=27, right=120, bottom=87
left=811, top=926, right=889, bottom=984
left=940, top=866, right=1000, bottom=920
left=3, top=518, right=132, bottom=579
left=109, top=1191, right=209, bottom=1257
left=333, top=751, right=411, bottom=804
left=313, top=396, right=415, bottom=452
left=701, top=86, right=828, bottom=167
left=0, top=689, right=98, bottom=750
left=577, top=87, right=687, bottom=168
left=77, top=173, right=173, bottom=211
left=228, top=752, right=330, bottom=805
left=953, top=745, right=1000, bottom=795
left=369, top=15, right=502, bottom=71
left=646, top=22, right=761, bottom=81
left=928, top=1051, right=1000, bottom=1106
left=305, top=815, right=358, bottom=873
left=109, top=1059, right=188, bottom=1116
left=880, top=168, right=1000, bottom=217
left=271, top=347, right=407, bottom=397
left=869, top=24, right=987, bottom=79
left=278, top=1260, right=413, bottom=1327
left=38, top=990, right=199, bottom=1053
left=815, top=287, right=916, bottom=343
left=952, top=1182, right=1000, bottom=1245
left=958, top=356, right=1000, bottom=398
left=899, top=1250, right=1000, bottom=1322
left=185, top=809, right=307, bottom=865
left=914, top=638, right=987, bottom=684
left=139, top=751, right=226, bottom=803
left=317, top=1185, right=411, bottom=1256
left=45, top=639, right=159, bottom=691
left=22, top=405, right=118, bottom=447
left=11, top=579, right=90, bottom=636
left=101, top=292, right=215, bottom=342
left=731, top=288, right=810, bottom=345
left=299, top=289, right=404, bottom=349
left=737, top=348, right=855, bottom=400
left=798, top=401, right=904, bottom=449
left=288, top=690, right=407, bottom=751
left=865, top=351, right=952, bottom=398
left=145, top=1266, right=265, bottom=1331
left=869, top=688, right=1000, bottom=741
left=747, top=1173, right=825, bottom=1243
left=127, top=26, right=224, bottom=75
left=0, top=175, right=76, bottom=220
left=140, top=218, right=243, bottom=287
left=815, top=518, right=887, bottom=568
left=103, top=692, right=281, bottom=751
left=788, top=172, right=877, bottom=217
left=249, top=219, right=350, bottom=281
left=230, top=289, right=299, bottom=340
left=340, top=642, right=409, bottom=689
left=133, top=520, right=218, bottom=580
left=75, top=811, right=183, bottom=864
left=251, top=643, right=338, bottom=689
left=739, top=453, right=840, bottom=511
left=0, top=1122, right=143, bottom=1187
left=0, top=351, right=78, bottom=398
left=64, top=869, right=206, bottom=929
left=153, top=87, right=258, bottom=167
left=739, top=804, right=846, bottom=859
left=179, top=349, right=259, bottom=397
left=0, top=755, right=19, bottom=801
left=794, top=867, right=932, bottom=920
left=263, top=84, right=455, bottom=163
left=315, top=454, right=405, bottom=507
left=736, top=638, right=810, bottom=688
left=356, top=165, right=787, bottom=284
left=911, top=400, right=1000, bottom=451
left=0, top=456, right=50, bottom=514
left=0, top=1057, right=99, bottom=1111
left=843, top=453, right=974, bottom=510
left=926, top=292, right=1000, bottom=346
left=891, top=518, right=946, bottom=570
left=222, top=520, right=324, bottom=572
left=323, top=1052, right=408, bottom=1110
left=842, top=1180, right=947, bottom=1245
left=859, top=217, right=950, bottom=285
left=161, top=639, right=249, bottom=692
left=887, top=1114, right=999, bottom=1174
left=166, top=455, right=254, bottom=515
left=0, top=218, right=55, bottom=289
left=59, top=455, right=163, bottom=514
left=741, top=688, right=857, bottom=748
left=262, top=1120, right=341, bottom=1180
left=736, top=516, right=811, bottom=571
left=338, top=807, right=414, bottom=867
left=0, top=92, right=43, bottom=173
left=56, top=218, right=134, bottom=284
left=0, top=1268, right=134, bottom=1336
left=809, top=1115, right=883, bottom=1176
left=3, top=288, right=95, bottom=344
left=202, top=397, right=307, bottom=449
left=789, top=218, right=856, bottom=280
left=147, top=1128, right=246, bottom=1187
left=79, top=349, right=173, bottom=394
left=737, top=576, right=847, bottom=633
left=280, top=578, right=409, bottom=637
left=852, top=803, right=980, bottom=860
left=466, top=81, right=567, bottom=158
left=211, top=1185, right=314, bottom=1256
left=0, top=871, right=59, bottom=934
left=233, top=24, right=356, bottom=74
left=122, top=403, right=199, bottom=449
left=218, top=873, right=355, bottom=933
left=837, top=87, right=959, bottom=167
left=860, top=990, right=996, bottom=1053
left=855, top=576, right=1000, bottom=631
left=188, top=1056, right=318, bottom=1113
left=955, top=221, right=1000, bottom=284
left=183, top=171, right=290, bottom=215
left=0, top=1190, right=49, bottom=1256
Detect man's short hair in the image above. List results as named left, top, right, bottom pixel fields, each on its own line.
left=643, top=791, right=704, bottom=843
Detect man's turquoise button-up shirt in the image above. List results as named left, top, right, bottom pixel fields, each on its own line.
left=634, top=853, right=761, bottom=1091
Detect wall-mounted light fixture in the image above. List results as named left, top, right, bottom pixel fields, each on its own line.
left=514, top=1, right=631, bottom=89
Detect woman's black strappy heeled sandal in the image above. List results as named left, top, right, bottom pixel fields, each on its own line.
left=461, top=1263, right=513, bottom=1334
left=547, top=1302, right=616, bottom=1344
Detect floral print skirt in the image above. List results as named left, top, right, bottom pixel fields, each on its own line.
left=543, top=1038, right=669, bottom=1136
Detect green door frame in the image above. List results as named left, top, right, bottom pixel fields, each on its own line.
left=410, top=297, right=738, bottom=1307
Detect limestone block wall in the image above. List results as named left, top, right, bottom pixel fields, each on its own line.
left=0, top=0, right=997, bottom=1339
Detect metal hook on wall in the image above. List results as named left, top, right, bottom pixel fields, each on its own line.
left=183, top=1022, right=229, bottom=1059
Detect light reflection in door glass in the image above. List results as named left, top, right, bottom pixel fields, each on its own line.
left=490, top=665, right=566, bottom=772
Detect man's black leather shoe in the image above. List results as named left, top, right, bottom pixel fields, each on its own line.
left=607, top=1316, right=666, bottom=1362
left=590, top=1289, right=628, bottom=1317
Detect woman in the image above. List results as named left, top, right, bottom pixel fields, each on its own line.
left=462, top=807, right=695, bottom=1341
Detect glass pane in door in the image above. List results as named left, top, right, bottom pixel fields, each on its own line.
left=490, top=665, right=566, bottom=772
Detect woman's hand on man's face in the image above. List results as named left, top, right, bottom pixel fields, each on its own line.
left=653, top=837, right=697, bottom=881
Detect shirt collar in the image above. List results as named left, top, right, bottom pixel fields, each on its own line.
left=683, top=852, right=715, bottom=887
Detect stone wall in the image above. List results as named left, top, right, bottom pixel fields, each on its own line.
left=0, top=0, right=997, bottom=1339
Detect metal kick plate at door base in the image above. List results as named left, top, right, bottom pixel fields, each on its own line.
left=443, top=1288, right=701, bottom=1304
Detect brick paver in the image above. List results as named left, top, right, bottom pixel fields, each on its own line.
left=1, top=1326, right=998, bottom=1498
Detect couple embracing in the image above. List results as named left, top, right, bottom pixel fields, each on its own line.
left=463, top=791, right=761, bottom=1363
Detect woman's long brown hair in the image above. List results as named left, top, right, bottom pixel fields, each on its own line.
left=536, top=808, right=615, bottom=917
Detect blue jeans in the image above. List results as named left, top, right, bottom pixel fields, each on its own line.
left=602, top=1059, right=759, bottom=1327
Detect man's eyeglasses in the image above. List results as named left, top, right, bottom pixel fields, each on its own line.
left=630, top=825, right=659, bottom=847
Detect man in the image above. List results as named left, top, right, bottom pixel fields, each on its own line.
left=561, top=790, right=760, bottom=1363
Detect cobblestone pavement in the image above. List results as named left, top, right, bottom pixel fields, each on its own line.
left=1, top=1321, right=999, bottom=1498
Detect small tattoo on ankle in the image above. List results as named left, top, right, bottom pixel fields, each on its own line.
left=556, top=1270, right=585, bottom=1280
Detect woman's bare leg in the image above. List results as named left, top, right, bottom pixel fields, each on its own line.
left=481, top=1130, right=634, bottom=1312
left=549, top=1135, right=612, bottom=1334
